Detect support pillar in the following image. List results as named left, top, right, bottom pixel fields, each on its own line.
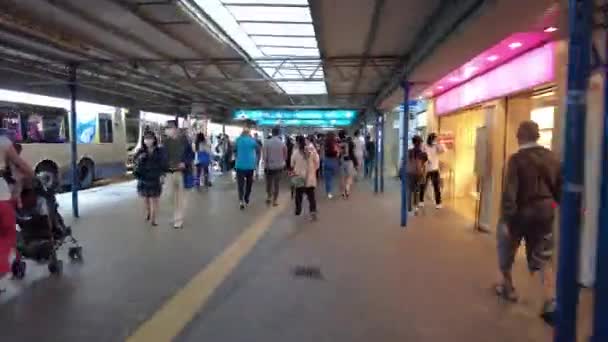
left=401, top=81, right=410, bottom=227
left=379, top=112, right=385, bottom=193
left=68, top=63, right=79, bottom=218
left=591, top=17, right=608, bottom=342
left=555, top=0, right=592, bottom=340
left=374, top=113, right=380, bottom=193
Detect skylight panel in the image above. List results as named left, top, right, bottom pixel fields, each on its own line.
left=251, top=36, right=317, bottom=48
left=241, top=22, right=315, bottom=36
left=261, top=47, right=319, bottom=57
left=226, top=6, right=312, bottom=23
left=276, top=81, right=327, bottom=95
left=223, top=0, right=308, bottom=5
left=189, top=0, right=326, bottom=94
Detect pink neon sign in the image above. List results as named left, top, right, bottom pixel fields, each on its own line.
left=435, top=42, right=555, bottom=115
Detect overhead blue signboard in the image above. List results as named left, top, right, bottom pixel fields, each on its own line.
left=256, top=119, right=352, bottom=127
left=233, top=109, right=357, bottom=127
left=397, top=100, right=427, bottom=114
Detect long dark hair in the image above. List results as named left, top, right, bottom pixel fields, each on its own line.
left=295, top=135, right=306, bottom=152
left=427, top=133, right=437, bottom=146
left=195, top=133, right=206, bottom=151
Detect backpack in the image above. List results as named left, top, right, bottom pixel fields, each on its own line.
left=406, top=149, right=426, bottom=177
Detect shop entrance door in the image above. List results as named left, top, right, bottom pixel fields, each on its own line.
left=439, top=107, right=485, bottom=222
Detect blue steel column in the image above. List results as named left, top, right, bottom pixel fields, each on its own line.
left=591, top=18, right=608, bottom=342
left=555, top=0, right=592, bottom=341
left=400, top=82, right=410, bottom=227
left=379, top=112, right=385, bottom=193
left=68, top=63, right=79, bottom=218
left=374, top=113, right=380, bottom=193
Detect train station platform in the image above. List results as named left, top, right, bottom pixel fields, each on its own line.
left=0, top=176, right=593, bottom=341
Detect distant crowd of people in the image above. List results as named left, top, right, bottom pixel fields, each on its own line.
left=131, top=122, right=377, bottom=226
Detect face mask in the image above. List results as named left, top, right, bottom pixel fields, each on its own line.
left=144, top=139, right=154, bottom=147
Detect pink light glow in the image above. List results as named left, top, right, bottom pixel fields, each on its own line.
left=435, top=43, right=555, bottom=115
left=422, top=32, right=551, bottom=98
left=509, top=41, right=523, bottom=49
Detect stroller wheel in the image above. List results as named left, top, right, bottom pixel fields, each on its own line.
left=48, top=259, right=63, bottom=275
left=68, top=247, right=83, bottom=262
left=11, top=260, right=26, bottom=280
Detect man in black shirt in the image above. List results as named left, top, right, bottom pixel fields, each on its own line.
left=364, top=135, right=375, bottom=178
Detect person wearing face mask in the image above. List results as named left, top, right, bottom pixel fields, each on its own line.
left=163, top=120, right=194, bottom=229
left=134, top=131, right=167, bottom=226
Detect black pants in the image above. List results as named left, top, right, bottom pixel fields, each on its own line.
left=407, top=176, right=421, bottom=212
left=196, top=163, right=211, bottom=186
left=236, top=169, right=254, bottom=203
left=295, top=186, right=317, bottom=215
left=265, top=169, right=282, bottom=202
left=420, top=170, right=441, bottom=204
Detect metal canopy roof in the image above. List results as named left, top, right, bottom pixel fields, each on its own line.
left=0, top=0, right=556, bottom=119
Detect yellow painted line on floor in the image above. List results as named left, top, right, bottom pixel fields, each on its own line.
left=126, top=201, right=288, bottom=342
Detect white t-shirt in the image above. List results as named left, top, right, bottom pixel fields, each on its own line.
left=354, top=136, right=365, bottom=158
left=423, top=143, right=445, bottom=172
left=0, top=136, right=12, bottom=201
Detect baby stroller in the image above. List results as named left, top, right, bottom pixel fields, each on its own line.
left=11, top=172, right=83, bottom=278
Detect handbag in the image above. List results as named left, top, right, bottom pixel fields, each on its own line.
left=290, top=175, right=306, bottom=188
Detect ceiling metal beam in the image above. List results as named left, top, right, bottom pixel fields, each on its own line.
left=372, top=0, right=488, bottom=109
left=348, top=0, right=386, bottom=103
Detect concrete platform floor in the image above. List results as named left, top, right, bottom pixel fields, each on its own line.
left=0, top=176, right=593, bottom=341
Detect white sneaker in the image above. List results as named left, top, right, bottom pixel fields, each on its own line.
left=327, top=193, right=333, bottom=199
left=436, top=204, right=443, bottom=209
left=418, top=202, right=425, bottom=208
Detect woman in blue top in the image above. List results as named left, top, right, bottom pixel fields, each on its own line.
left=234, top=127, right=259, bottom=209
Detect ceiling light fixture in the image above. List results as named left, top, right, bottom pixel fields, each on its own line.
left=544, top=26, right=558, bottom=33
left=437, top=86, right=444, bottom=90
left=509, top=42, right=523, bottom=49
left=487, top=55, right=499, bottom=62
left=449, top=77, right=459, bottom=82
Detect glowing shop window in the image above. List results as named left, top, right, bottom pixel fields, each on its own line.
left=530, top=106, right=554, bottom=130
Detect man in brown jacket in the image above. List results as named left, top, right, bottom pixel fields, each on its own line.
left=496, top=120, right=561, bottom=324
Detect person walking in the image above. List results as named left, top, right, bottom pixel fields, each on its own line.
left=235, top=127, right=258, bottom=210
left=263, top=127, right=287, bottom=206
left=322, top=132, right=340, bottom=199
left=163, top=120, right=194, bottom=229
left=364, top=134, right=375, bottom=178
left=338, top=130, right=357, bottom=199
left=195, top=133, right=212, bottom=188
left=495, top=120, right=561, bottom=325
left=404, top=135, right=428, bottom=216
left=134, top=131, right=167, bottom=226
left=291, top=135, right=320, bottom=221
left=285, top=135, right=295, bottom=198
left=420, top=133, right=445, bottom=209
left=0, top=132, right=33, bottom=292
left=254, top=133, right=263, bottom=180
left=353, top=130, right=366, bottom=181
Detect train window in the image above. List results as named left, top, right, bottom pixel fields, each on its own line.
left=98, top=113, right=113, bottom=143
